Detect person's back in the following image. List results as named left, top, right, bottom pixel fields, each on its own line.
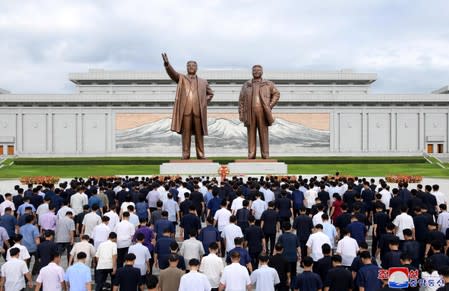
left=295, top=256, right=323, bottom=291
left=159, top=255, right=185, bottom=291
left=220, top=258, right=251, bottom=291
left=178, top=259, right=211, bottom=291
left=113, top=254, right=141, bottom=291
left=250, top=255, right=280, bottom=291
left=198, top=222, right=220, bottom=255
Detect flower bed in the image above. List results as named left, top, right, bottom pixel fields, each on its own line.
left=19, top=176, right=60, bottom=185
left=385, top=175, right=423, bottom=183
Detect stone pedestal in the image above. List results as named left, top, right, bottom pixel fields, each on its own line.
left=160, top=160, right=220, bottom=175
left=228, top=159, right=288, bottom=175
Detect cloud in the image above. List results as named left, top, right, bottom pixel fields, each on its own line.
left=0, top=0, right=448, bottom=93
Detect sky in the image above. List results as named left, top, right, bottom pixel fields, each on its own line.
left=0, top=0, right=448, bottom=94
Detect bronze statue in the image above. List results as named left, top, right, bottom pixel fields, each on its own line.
left=239, top=65, right=280, bottom=159
left=162, top=53, right=213, bottom=159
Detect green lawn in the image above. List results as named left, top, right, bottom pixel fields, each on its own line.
left=0, top=156, right=448, bottom=179
left=288, top=163, right=449, bottom=177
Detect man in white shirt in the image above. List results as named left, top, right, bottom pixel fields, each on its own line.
left=95, top=232, right=118, bottom=291
left=312, top=204, right=324, bottom=226
left=250, top=255, right=280, bottom=291
left=92, top=216, right=111, bottom=249
left=56, top=202, right=74, bottom=220
left=306, top=224, right=332, bottom=261
left=214, top=200, right=232, bottom=233
left=177, top=183, right=191, bottom=203
left=104, top=208, right=119, bottom=231
left=379, top=186, right=392, bottom=208
left=336, top=229, right=359, bottom=267
left=81, top=204, right=101, bottom=237
left=393, top=206, right=415, bottom=240
left=432, top=184, right=447, bottom=207
left=231, top=191, right=245, bottom=215
left=219, top=251, right=251, bottom=291
left=179, top=258, right=211, bottom=291
left=251, top=192, right=268, bottom=223
left=35, top=252, right=65, bottom=291
left=70, top=187, right=89, bottom=215
left=0, top=193, right=15, bottom=216
left=304, top=187, right=317, bottom=209
left=438, top=204, right=449, bottom=234
left=0, top=247, right=33, bottom=290
left=260, top=183, right=275, bottom=203
left=6, top=234, right=31, bottom=261
left=115, top=212, right=135, bottom=267
left=69, top=235, right=96, bottom=266
left=128, top=233, right=151, bottom=283
left=221, top=216, right=243, bottom=253
left=199, top=242, right=224, bottom=289
left=162, top=193, right=180, bottom=224
left=179, top=230, right=205, bottom=269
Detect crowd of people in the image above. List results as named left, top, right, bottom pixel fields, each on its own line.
left=0, top=174, right=448, bottom=291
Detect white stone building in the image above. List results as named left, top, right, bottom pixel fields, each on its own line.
left=0, top=69, right=448, bottom=157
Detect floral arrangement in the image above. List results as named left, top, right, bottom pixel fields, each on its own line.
left=385, top=175, right=423, bottom=183
left=19, top=176, right=60, bottom=185
left=88, top=176, right=118, bottom=181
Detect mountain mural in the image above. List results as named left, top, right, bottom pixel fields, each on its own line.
left=116, top=117, right=330, bottom=155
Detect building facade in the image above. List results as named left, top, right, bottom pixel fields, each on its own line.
left=0, top=69, right=448, bottom=157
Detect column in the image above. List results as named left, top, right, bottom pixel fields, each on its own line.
left=419, top=111, right=425, bottom=152
left=329, top=111, right=335, bottom=152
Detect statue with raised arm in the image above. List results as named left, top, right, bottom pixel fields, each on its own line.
left=162, top=53, right=213, bottom=159
left=239, top=65, right=280, bottom=159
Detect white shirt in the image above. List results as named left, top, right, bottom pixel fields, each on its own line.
left=0, top=200, right=15, bottom=216
left=433, top=191, right=447, bottom=206
left=336, top=236, right=359, bottom=266
left=306, top=231, right=332, bottom=261
left=70, top=240, right=96, bottom=266
left=221, top=224, right=243, bottom=252
left=115, top=220, right=135, bottom=248
left=180, top=238, right=205, bottom=267
left=250, top=264, right=280, bottom=291
left=96, top=240, right=118, bottom=270
left=6, top=243, right=30, bottom=261
left=220, top=263, right=251, bottom=291
left=1, top=257, right=29, bottom=290
left=104, top=211, right=119, bottom=231
left=120, top=202, right=135, bottom=215
left=393, top=212, right=415, bottom=240
left=231, top=197, right=244, bottom=214
left=251, top=199, right=268, bottom=220
left=438, top=211, right=449, bottom=234
left=214, top=208, right=232, bottom=232
left=178, top=187, right=191, bottom=203
left=304, top=189, right=317, bottom=209
left=199, top=253, right=225, bottom=288
left=82, top=212, right=101, bottom=237
left=92, top=223, right=111, bottom=249
left=261, top=188, right=275, bottom=203
left=380, top=189, right=391, bottom=208
left=312, top=211, right=324, bottom=226
left=36, top=262, right=65, bottom=291
left=70, top=193, right=88, bottom=215
left=56, top=206, right=74, bottom=220
left=128, top=242, right=151, bottom=275
left=36, top=203, right=50, bottom=221
left=179, top=271, right=212, bottom=291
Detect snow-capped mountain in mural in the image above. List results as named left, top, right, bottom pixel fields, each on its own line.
left=116, top=117, right=330, bottom=155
